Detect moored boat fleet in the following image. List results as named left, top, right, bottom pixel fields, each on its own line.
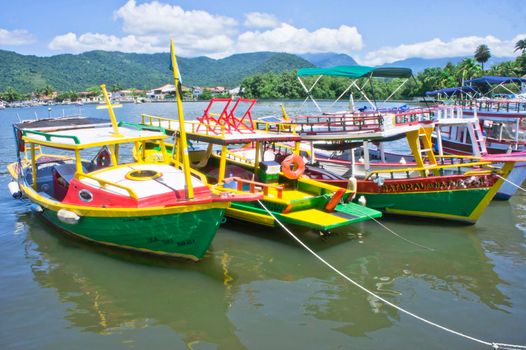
left=7, top=46, right=526, bottom=261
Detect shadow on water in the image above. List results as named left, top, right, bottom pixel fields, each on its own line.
left=221, top=216, right=367, bottom=251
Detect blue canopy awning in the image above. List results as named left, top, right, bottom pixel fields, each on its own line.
left=465, top=76, right=526, bottom=85
left=425, top=86, right=478, bottom=96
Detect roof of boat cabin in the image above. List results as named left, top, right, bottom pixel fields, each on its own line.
left=296, top=65, right=413, bottom=79
left=465, top=76, right=526, bottom=85
left=19, top=117, right=167, bottom=149
left=296, top=123, right=426, bottom=142
left=185, top=130, right=302, bottom=145
left=15, top=116, right=110, bottom=130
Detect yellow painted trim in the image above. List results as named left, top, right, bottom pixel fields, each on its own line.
left=226, top=207, right=275, bottom=227
left=76, top=172, right=140, bottom=199
left=254, top=142, right=260, bottom=173
left=218, top=145, right=227, bottom=184
left=18, top=182, right=229, bottom=217
left=30, top=143, right=37, bottom=190
left=22, top=133, right=168, bottom=151
left=466, top=162, right=515, bottom=221
left=384, top=207, right=475, bottom=223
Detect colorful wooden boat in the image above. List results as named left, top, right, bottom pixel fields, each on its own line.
left=7, top=118, right=225, bottom=260
left=254, top=107, right=517, bottom=224
left=139, top=98, right=382, bottom=233
left=7, top=79, right=260, bottom=261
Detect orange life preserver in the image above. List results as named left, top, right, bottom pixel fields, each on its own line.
left=96, top=149, right=112, bottom=167
left=281, top=154, right=305, bottom=179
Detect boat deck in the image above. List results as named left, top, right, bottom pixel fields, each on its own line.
left=81, top=163, right=206, bottom=199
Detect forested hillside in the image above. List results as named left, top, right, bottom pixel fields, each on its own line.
left=0, top=50, right=314, bottom=92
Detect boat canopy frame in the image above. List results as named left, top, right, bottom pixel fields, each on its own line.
left=465, top=76, right=526, bottom=98
left=296, top=65, right=415, bottom=112
left=425, top=86, right=480, bottom=102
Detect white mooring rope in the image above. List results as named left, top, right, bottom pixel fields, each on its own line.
left=350, top=204, right=435, bottom=251
left=496, top=174, right=526, bottom=193
left=257, top=200, right=526, bottom=349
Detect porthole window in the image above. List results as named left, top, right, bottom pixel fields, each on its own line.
left=78, top=189, right=93, bottom=203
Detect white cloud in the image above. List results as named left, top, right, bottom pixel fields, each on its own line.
left=360, top=34, right=526, bottom=66
left=47, top=0, right=363, bottom=57
left=235, top=24, right=363, bottom=55
left=244, top=12, right=280, bottom=29
left=0, top=28, right=35, bottom=46
left=114, top=0, right=237, bottom=37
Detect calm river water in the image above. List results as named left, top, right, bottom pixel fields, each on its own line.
left=0, top=101, right=525, bottom=350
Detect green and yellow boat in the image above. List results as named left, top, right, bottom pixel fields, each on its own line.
left=139, top=98, right=382, bottom=233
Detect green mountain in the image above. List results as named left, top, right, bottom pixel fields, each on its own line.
left=300, top=52, right=357, bottom=68
left=0, top=50, right=314, bottom=93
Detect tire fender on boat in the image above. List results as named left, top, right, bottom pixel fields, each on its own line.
left=281, top=154, right=305, bottom=179
left=8, top=181, right=22, bottom=199
left=347, top=177, right=357, bottom=200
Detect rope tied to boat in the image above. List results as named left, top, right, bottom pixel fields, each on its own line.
left=256, top=199, right=526, bottom=349
left=349, top=202, right=435, bottom=251
left=495, top=174, right=526, bottom=193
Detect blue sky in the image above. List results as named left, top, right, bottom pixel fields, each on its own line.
left=1, top=0, right=525, bottom=65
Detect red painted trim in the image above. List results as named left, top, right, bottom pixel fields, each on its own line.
left=321, top=174, right=498, bottom=194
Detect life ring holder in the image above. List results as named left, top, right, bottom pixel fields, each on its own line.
left=125, top=169, right=162, bottom=181
left=281, top=154, right=305, bottom=179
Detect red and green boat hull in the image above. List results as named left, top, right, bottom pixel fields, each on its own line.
left=37, top=205, right=226, bottom=261
left=321, top=173, right=504, bottom=223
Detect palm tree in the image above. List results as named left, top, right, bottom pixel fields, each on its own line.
left=457, top=58, right=482, bottom=83
left=42, top=85, right=54, bottom=97
left=515, top=39, right=526, bottom=54
left=2, top=87, right=21, bottom=102
left=474, top=44, right=491, bottom=71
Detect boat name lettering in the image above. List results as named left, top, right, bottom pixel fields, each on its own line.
left=379, top=177, right=489, bottom=193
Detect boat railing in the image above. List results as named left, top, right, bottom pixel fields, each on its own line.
left=279, top=108, right=439, bottom=135
left=76, top=172, right=138, bottom=199
left=285, top=113, right=384, bottom=134
left=426, top=106, right=465, bottom=121
left=223, top=150, right=254, bottom=165
left=141, top=114, right=232, bottom=137
left=222, top=176, right=283, bottom=199
left=456, top=99, right=526, bottom=114
left=141, top=114, right=179, bottom=131
left=390, top=108, right=436, bottom=126
left=253, top=120, right=297, bottom=134
left=364, top=158, right=494, bottom=180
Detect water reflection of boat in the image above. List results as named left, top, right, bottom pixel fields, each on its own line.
left=22, top=202, right=516, bottom=348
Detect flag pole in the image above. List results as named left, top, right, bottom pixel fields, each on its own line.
left=170, top=39, right=194, bottom=199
